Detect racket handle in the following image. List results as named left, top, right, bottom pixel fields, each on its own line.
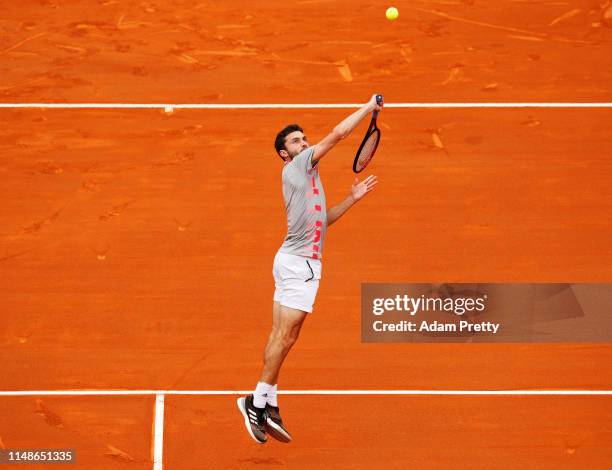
left=372, top=94, right=384, bottom=119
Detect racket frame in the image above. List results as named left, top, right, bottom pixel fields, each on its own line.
left=352, top=95, right=384, bottom=173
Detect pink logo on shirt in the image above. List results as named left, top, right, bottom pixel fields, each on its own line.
left=310, top=175, right=322, bottom=258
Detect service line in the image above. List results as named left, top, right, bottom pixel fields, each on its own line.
left=0, top=102, right=611, bottom=109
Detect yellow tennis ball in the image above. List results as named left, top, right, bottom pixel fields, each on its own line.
left=386, top=7, right=399, bottom=21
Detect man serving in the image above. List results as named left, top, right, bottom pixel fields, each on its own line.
left=237, top=94, right=383, bottom=444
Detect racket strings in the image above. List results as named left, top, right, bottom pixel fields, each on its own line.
left=356, top=131, right=380, bottom=171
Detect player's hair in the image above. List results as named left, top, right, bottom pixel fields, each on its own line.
left=274, top=124, right=304, bottom=160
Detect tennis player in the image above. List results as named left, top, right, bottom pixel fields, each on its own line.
left=237, top=95, right=383, bottom=444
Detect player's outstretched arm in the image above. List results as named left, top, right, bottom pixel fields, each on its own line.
left=312, top=95, right=383, bottom=166
left=327, top=175, right=378, bottom=227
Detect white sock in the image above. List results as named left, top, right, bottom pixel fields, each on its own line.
left=267, top=384, right=278, bottom=407
left=253, top=382, right=272, bottom=408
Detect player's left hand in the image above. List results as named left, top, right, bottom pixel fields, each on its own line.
left=351, top=175, right=378, bottom=202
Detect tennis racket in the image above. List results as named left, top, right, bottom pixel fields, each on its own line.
left=352, top=94, right=384, bottom=173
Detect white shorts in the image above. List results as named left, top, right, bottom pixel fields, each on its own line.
left=273, top=251, right=322, bottom=313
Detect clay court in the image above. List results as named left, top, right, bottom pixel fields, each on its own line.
left=1, top=1, right=612, bottom=468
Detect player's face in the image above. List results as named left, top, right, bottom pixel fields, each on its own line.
left=283, top=131, right=309, bottom=159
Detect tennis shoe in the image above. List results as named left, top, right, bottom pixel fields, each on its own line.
left=264, top=404, right=292, bottom=443
left=237, top=395, right=267, bottom=444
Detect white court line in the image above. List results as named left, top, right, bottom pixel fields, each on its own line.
left=153, top=394, right=165, bottom=470
left=0, top=389, right=611, bottom=396
left=0, top=102, right=611, bottom=109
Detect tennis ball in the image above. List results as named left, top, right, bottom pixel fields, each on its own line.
left=386, top=6, right=399, bottom=21
left=164, top=105, right=173, bottom=114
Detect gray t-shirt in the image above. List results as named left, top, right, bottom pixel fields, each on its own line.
left=278, top=147, right=327, bottom=260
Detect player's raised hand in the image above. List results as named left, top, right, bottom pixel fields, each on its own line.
left=351, top=175, right=378, bottom=202
left=368, top=94, right=383, bottom=112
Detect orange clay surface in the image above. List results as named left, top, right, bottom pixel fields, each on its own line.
left=1, top=1, right=612, bottom=468
left=1, top=395, right=611, bottom=469
left=1, top=0, right=612, bottom=103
